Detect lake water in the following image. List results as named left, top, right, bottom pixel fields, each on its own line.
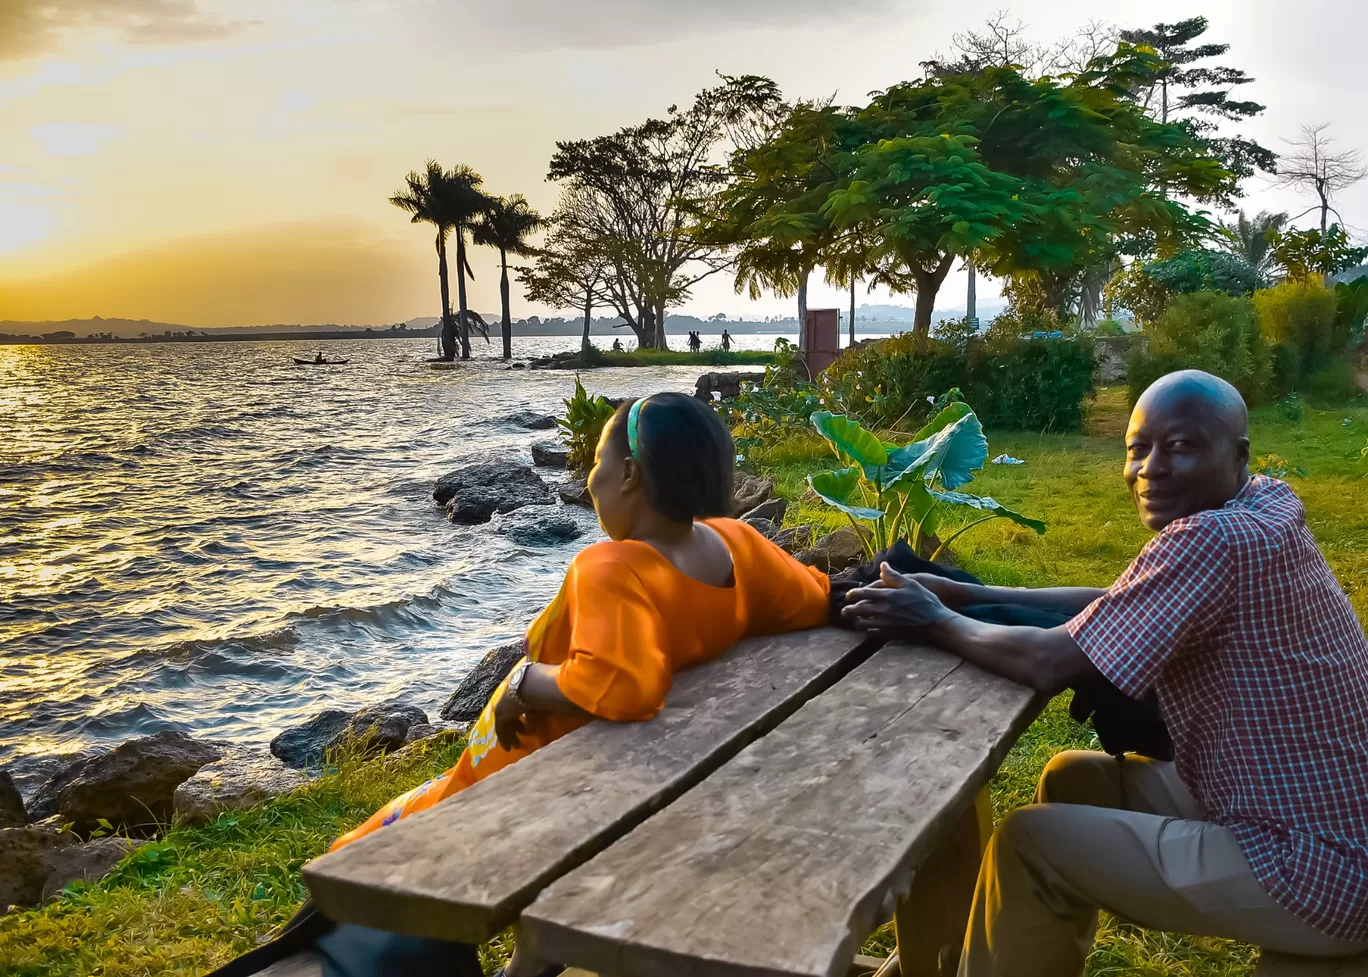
left=0, top=333, right=825, bottom=795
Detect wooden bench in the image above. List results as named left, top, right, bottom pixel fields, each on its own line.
left=303, top=631, right=1041, bottom=976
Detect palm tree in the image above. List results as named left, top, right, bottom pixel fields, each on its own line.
left=1217, top=210, right=1289, bottom=287
left=390, top=161, right=491, bottom=361
left=474, top=195, right=546, bottom=359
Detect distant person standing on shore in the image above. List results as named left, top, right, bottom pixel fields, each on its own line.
left=721, top=329, right=733, bottom=352
left=689, top=331, right=702, bottom=353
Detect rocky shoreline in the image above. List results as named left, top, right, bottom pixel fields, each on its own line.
left=1, top=378, right=869, bottom=916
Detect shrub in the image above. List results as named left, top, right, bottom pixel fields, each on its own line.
left=1254, top=280, right=1342, bottom=395
left=1093, top=319, right=1126, bottom=337
left=1129, top=291, right=1269, bottom=404
left=556, top=377, right=617, bottom=473
left=821, top=331, right=1095, bottom=434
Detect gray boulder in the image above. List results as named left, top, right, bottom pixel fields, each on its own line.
left=434, top=463, right=554, bottom=525
left=770, top=525, right=813, bottom=554
left=732, top=472, right=775, bottom=517
left=743, top=517, right=776, bottom=538
left=742, top=497, right=787, bottom=525
left=501, top=410, right=556, bottom=430
left=0, top=819, right=134, bottom=909
left=172, top=745, right=308, bottom=824
left=531, top=442, right=570, bottom=469
left=440, top=641, right=524, bottom=722
left=695, top=371, right=766, bottom=402
left=27, top=731, right=222, bottom=835
left=558, top=478, right=594, bottom=509
left=0, top=771, right=25, bottom=828
left=795, top=526, right=865, bottom=574
left=497, top=509, right=585, bottom=547
left=269, top=702, right=429, bottom=769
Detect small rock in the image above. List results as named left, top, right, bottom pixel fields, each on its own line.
left=732, top=472, right=775, bottom=517
left=435, top=463, right=554, bottom=524
left=433, top=461, right=550, bottom=506
left=0, top=820, right=133, bottom=908
left=440, top=641, right=525, bottom=722
left=0, top=771, right=25, bottom=828
left=269, top=710, right=351, bottom=769
left=742, top=498, right=787, bottom=524
left=173, top=746, right=308, bottom=824
left=795, top=526, right=865, bottom=573
left=27, top=731, right=222, bottom=836
left=558, top=478, right=594, bottom=509
left=270, top=703, right=428, bottom=769
left=399, top=721, right=467, bottom=749
left=501, top=410, right=556, bottom=430
left=496, top=509, right=585, bottom=547
left=531, top=442, right=570, bottom=469
left=743, top=517, right=776, bottom=538
left=695, top=371, right=767, bottom=402
left=770, top=525, right=813, bottom=554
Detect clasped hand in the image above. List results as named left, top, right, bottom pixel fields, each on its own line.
left=493, top=688, right=532, bottom=750
left=841, top=562, right=964, bottom=633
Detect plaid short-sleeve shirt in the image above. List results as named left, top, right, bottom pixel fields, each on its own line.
left=1067, top=475, right=1368, bottom=940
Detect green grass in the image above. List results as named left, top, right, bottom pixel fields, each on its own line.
left=3, top=388, right=1363, bottom=977
left=592, top=348, right=774, bottom=368
left=773, top=386, right=1368, bottom=974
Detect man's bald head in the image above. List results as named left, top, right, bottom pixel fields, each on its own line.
left=1124, top=370, right=1251, bottom=530
left=1134, top=369, right=1249, bottom=441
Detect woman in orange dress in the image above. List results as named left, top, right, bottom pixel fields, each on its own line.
left=314, top=391, right=831, bottom=977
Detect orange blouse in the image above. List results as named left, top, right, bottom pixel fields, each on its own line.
left=330, top=518, right=830, bottom=851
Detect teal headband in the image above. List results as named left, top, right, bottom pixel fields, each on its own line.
left=627, top=398, right=645, bottom=459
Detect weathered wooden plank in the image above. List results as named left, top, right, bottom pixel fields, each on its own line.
left=520, top=644, right=1041, bottom=977
left=1255, top=952, right=1368, bottom=976
left=893, top=787, right=992, bottom=977
left=302, top=628, right=876, bottom=942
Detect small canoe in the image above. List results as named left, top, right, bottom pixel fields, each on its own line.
left=293, top=358, right=350, bottom=365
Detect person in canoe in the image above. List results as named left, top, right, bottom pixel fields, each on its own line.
left=315, top=351, right=325, bottom=363
left=240, top=392, right=834, bottom=977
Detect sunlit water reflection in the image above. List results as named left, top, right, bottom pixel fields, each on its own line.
left=0, top=336, right=791, bottom=795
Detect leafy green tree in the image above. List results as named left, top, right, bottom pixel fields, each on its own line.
left=547, top=76, right=785, bottom=350
left=474, top=195, right=546, bottom=360
left=519, top=217, right=610, bottom=357
left=1145, top=249, right=1258, bottom=295
left=390, top=161, right=459, bottom=361
left=1217, top=210, right=1288, bottom=286
left=1269, top=225, right=1368, bottom=283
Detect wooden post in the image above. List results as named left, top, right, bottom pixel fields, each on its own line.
left=893, top=787, right=993, bottom=977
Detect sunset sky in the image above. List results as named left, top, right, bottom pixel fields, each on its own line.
left=1, top=0, right=1365, bottom=327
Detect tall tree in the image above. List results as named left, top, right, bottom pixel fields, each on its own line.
left=474, top=195, right=546, bottom=360
left=1272, top=124, right=1368, bottom=235
left=390, top=161, right=459, bottom=361
left=519, top=217, right=609, bottom=357
left=1119, top=16, right=1275, bottom=185
left=1216, top=210, right=1288, bottom=287
left=547, top=75, right=786, bottom=350
left=442, top=165, right=494, bottom=360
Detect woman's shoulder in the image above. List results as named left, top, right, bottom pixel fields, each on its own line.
left=569, top=539, right=656, bottom=576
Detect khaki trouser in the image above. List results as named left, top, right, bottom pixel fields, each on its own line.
left=959, top=750, right=1368, bottom=977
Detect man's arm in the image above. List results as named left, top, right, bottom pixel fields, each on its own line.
left=844, top=564, right=1100, bottom=693
left=912, top=575, right=1105, bottom=617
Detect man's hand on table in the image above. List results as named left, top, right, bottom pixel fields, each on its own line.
left=842, top=563, right=962, bottom=633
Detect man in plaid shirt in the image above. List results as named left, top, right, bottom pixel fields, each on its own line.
left=845, top=370, right=1368, bottom=976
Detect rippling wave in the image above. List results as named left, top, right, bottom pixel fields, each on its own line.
left=0, top=337, right=734, bottom=794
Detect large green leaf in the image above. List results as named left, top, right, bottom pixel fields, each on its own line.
left=931, top=489, right=1047, bottom=534
left=910, top=401, right=973, bottom=442
left=808, top=468, right=884, bottom=522
left=810, top=412, right=888, bottom=469
left=889, top=411, right=988, bottom=491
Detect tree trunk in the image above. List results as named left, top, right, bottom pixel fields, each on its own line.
left=436, top=231, right=455, bottom=361
left=966, top=258, right=977, bottom=324
left=582, top=293, right=593, bottom=356
left=912, top=254, right=957, bottom=346
left=455, top=230, right=472, bottom=360
left=499, top=248, right=512, bottom=360
left=654, top=302, right=669, bottom=350
left=797, top=269, right=810, bottom=349
left=849, top=276, right=856, bottom=347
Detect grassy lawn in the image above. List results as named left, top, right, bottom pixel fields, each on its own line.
left=2, top=387, right=1363, bottom=977
left=592, top=347, right=774, bottom=367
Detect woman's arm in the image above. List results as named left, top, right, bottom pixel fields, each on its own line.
left=493, top=663, right=590, bottom=749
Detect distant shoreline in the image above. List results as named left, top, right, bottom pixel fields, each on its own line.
left=0, top=326, right=812, bottom=346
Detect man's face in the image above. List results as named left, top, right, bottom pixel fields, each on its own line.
left=1124, top=395, right=1250, bottom=531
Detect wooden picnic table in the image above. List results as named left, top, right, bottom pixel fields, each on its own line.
left=303, top=628, right=1042, bottom=977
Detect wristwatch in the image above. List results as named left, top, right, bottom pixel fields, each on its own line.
left=505, top=662, right=532, bottom=714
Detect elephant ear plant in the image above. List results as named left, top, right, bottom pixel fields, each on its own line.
left=806, top=397, right=1045, bottom=561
